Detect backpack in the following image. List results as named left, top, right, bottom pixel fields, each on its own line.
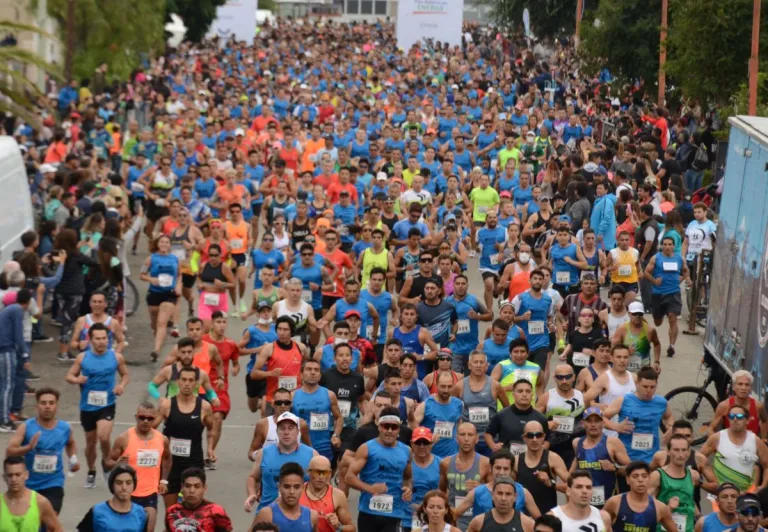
left=691, top=143, right=709, bottom=171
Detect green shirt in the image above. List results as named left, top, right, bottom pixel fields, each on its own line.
left=469, top=186, right=500, bottom=222
left=498, top=147, right=521, bottom=170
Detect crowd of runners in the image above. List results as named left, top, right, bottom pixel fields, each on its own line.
left=0, top=14, right=762, bottom=532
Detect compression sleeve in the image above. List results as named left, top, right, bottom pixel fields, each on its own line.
left=148, top=382, right=160, bottom=400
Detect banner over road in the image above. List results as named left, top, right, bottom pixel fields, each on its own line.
left=396, top=0, right=464, bottom=52
left=207, top=0, right=258, bottom=44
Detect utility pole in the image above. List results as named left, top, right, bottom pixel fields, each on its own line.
left=575, top=0, right=583, bottom=48
left=749, top=0, right=761, bottom=115
left=658, top=0, right=668, bottom=106
left=64, top=0, right=75, bottom=82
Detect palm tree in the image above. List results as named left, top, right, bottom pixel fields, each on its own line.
left=0, top=20, right=62, bottom=129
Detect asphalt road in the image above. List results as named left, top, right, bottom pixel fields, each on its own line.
left=0, top=245, right=715, bottom=531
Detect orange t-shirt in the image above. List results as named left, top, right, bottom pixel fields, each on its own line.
left=44, top=141, right=68, bottom=164
left=323, top=248, right=354, bottom=298
left=215, top=184, right=248, bottom=213
left=301, top=138, right=324, bottom=173
left=327, top=182, right=358, bottom=205
left=124, top=428, right=164, bottom=497
left=225, top=220, right=249, bottom=254
left=279, top=148, right=300, bottom=172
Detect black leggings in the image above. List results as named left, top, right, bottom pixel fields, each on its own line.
left=358, top=511, right=401, bottom=532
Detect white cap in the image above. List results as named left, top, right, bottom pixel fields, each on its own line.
left=40, top=164, right=57, bottom=174
left=235, top=128, right=245, bottom=136
left=300, top=83, right=309, bottom=90
left=628, top=301, right=645, bottom=314
left=276, top=412, right=300, bottom=426
left=376, top=172, right=388, bottom=181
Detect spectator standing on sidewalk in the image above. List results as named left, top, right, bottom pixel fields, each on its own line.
left=0, top=289, right=33, bottom=432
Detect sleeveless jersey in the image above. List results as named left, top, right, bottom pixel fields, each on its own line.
left=358, top=439, right=411, bottom=519
left=713, top=430, right=758, bottom=491
left=270, top=502, right=313, bottom=532
left=551, top=505, right=606, bottom=532
left=292, top=386, right=334, bottom=459
left=421, top=396, right=463, bottom=458
left=406, top=456, right=441, bottom=529
left=612, top=494, right=657, bottom=532
left=300, top=484, right=335, bottom=532
left=22, top=419, right=70, bottom=491
left=266, top=340, right=303, bottom=399
left=600, top=371, right=636, bottom=438
left=258, top=444, right=314, bottom=510
left=656, top=467, right=695, bottom=532
left=0, top=491, right=40, bottom=532
left=124, top=428, right=165, bottom=497
left=576, top=435, right=616, bottom=507
left=79, top=348, right=118, bottom=412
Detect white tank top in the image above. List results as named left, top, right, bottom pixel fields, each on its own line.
left=607, top=311, right=630, bottom=338
left=275, top=299, right=311, bottom=335
left=601, top=370, right=636, bottom=438
left=265, top=415, right=301, bottom=448
left=551, top=505, right=606, bottom=532
left=715, top=430, right=758, bottom=486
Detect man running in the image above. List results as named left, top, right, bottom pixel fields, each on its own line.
left=485, top=379, right=549, bottom=457
left=70, top=291, right=125, bottom=353
left=598, top=286, right=629, bottom=340
left=511, top=269, right=555, bottom=374
left=649, top=434, right=699, bottom=532
left=161, top=317, right=225, bottom=397
left=106, top=402, right=171, bottom=531
left=694, top=482, right=739, bottom=531
left=413, top=372, right=464, bottom=458
left=549, top=470, right=611, bottom=531
left=603, top=461, right=679, bottom=532
left=612, top=301, right=662, bottom=374
left=0, top=456, right=62, bottom=531
left=361, top=267, right=399, bottom=364
left=604, top=231, right=641, bottom=304
left=76, top=464, right=147, bottom=531
left=247, top=389, right=311, bottom=460
left=491, top=338, right=543, bottom=407
left=514, top=420, right=570, bottom=514
left=65, top=322, right=129, bottom=489
left=583, top=345, right=637, bottom=438
left=391, top=303, right=438, bottom=380
left=240, top=301, right=278, bottom=413
left=148, top=337, right=220, bottom=405
left=446, top=274, right=493, bottom=373
left=253, top=462, right=320, bottom=532
left=575, top=339, right=612, bottom=393
left=165, top=467, right=233, bottom=532
left=299, top=455, right=355, bottom=532
left=536, top=364, right=585, bottom=468
left=709, top=370, right=768, bottom=438
left=466, top=476, right=535, bottom=532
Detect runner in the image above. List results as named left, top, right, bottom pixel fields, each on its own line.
left=147, top=337, right=220, bottom=404
left=499, top=242, right=536, bottom=302
left=550, top=227, right=588, bottom=298
left=252, top=462, right=319, bottom=532
left=603, top=461, right=679, bottom=532
left=5, top=387, right=77, bottom=515
left=693, top=483, right=739, bottom=532
left=604, top=232, right=641, bottom=305
left=161, top=317, right=225, bottom=400
left=273, top=279, right=316, bottom=347
left=570, top=407, right=631, bottom=509
left=225, top=202, right=252, bottom=316
left=413, top=373, right=464, bottom=459
left=105, top=402, right=170, bottom=531
left=404, top=427, right=440, bottom=532
left=422, top=349, right=462, bottom=393
left=196, top=244, right=235, bottom=330
left=549, top=470, right=612, bottom=531
left=511, top=269, right=555, bottom=373
left=140, top=233, right=181, bottom=361
left=536, top=364, right=585, bottom=468
left=64, top=323, right=129, bottom=489
left=446, top=274, right=493, bottom=374
left=415, top=490, right=462, bottom=532
left=476, top=211, right=507, bottom=311
left=575, top=339, right=613, bottom=392
left=245, top=412, right=316, bottom=512
left=485, top=379, right=549, bottom=458
left=483, top=319, right=522, bottom=373
left=76, top=464, right=147, bottom=531
left=361, top=268, right=399, bottom=364
left=240, top=301, right=278, bottom=413
left=612, top=301, right=662, bottom=374
left=681, top=202, right=716, bottom=335
left=358, top=230, right=396, bottom=291
left=290, top=242, right=335, bottom=347
left=391, top=303, right=438, bottom=379
left=70, top=291, right=125, bottom=354
left=152, top=366, right=215, bottom=508
left=491, top=338, right=543, bottom=407
left=649, top=434, right=700, bottom=532
left=598, top=286, right=630, bottom=340
left=465, top=476, right=535, bottom=532
left=709, top=370, right=768, bottom=437
left=246, top=389, right=311, bottom=460
left=0, top=456, right=62, bottom=531
left=168, top=206, right=205, bottom=319
left=583, top=344, right=637, bottom=437
left=298, top=456, right=355, bottom=532
left=514, top=420, right=570, bottom=514
left=345, top=406, right=413, bottom=532
left=165, top=467, right=233, bottom=532
left=560, top=273, right=607, bottom=339
left=559, top=306, right=603, bottom=374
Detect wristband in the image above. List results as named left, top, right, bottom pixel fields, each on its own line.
left=205, top=388, right=219, bottom=402
left=148, top=382, right=160, bottom=400
left=160, top=479, right=169, bottom=485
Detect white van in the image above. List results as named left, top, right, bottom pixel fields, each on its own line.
left=0, top=136, right=34, bottom=264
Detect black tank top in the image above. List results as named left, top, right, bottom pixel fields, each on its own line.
left=517, top=450, right=557, bottom=513
left=381, top=213, right=398, bottom=232
left=480, top=510, right=523, bottom=532
left=200, top=262, right=225, bottom=284
left=164, top=396, right=204, bottom=466
left=291, top=218, right=311, bottom=248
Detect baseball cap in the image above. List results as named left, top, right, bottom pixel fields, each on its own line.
left=257, top=300, right=272, bottom=311
left=628, top=301, right=645, bottom=314
left=411, top=427, right=433, bottom=442
left=344, top=310, right=361, bottom=319
left=437, top=347, right=452, bottom=359
left=737, top=493, right=761, bottom=513
left=276, top=412, right=300, bottom=426
left=526, top=131, right=536, bottom=138
left=235, top=128, right=245, bottom=136
left=39, top=164, right=57, bottom=174
left=376, top=171, right=388, bottom=181
left=558, top=214, right=572, bottom=224
left=444, top=213, right=457, bottom=223
left=499, top=191, right=512, bottom=198
left=583, top=406, right=603, bottom=419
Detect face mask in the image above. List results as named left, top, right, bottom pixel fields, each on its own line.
left=334, top=338, right=348, bottom=346
left=518, top=252, right=531, bottom=264
left=257, top=318, right=271, bottom=325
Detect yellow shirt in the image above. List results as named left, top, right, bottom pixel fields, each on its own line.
left=403, top=168, right=421, bottom=188
left=610, top=247, right=640, bottom=283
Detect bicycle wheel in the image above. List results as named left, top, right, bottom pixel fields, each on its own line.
left=124, top=277, right=140, bottom=317
left=665, top=386, right=718, bottom=445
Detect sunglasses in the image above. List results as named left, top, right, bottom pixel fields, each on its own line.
left=728, top=412, right=747, bottom=421
left=739, top=508, right=761, bottom=517
left=524, top=432, right=545, bottom=439
left=263, top=238, right=274, bottom=242
left=437, top=356, right=452, bottom=361
left=630, top=312, right=644, bottom=317
left=274, top=400, right=292, bottom=406
left=301, top=253, right=313, bottom=257
left=137, top=415, right=155, bottom=422
left=380, top=423, right=400, bottom=431
left=554, top=374, right=574, bottom=381
left=413, top=440, right=431, bottom=446
left=420, top=257, right=433, bottom=263
left=209, top=253, right=220, bottom=258
left=309, top=469, right=332, bottom=476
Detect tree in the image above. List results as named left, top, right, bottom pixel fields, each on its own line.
left=579, top=0, right=662, bottom=84
left=486, top=0, right=575, bottom=39
left=47, top=0, right=165, bottom=81
left=666, top=0, right=768, bottom=105
left=167, top=0, right=227, bottom=43
left=0, top=21, right=62, bottom=128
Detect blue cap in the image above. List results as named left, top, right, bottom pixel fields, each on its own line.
left=558, top=214, right=572, bottom=224
left=584, top=406, right=603, bottom=419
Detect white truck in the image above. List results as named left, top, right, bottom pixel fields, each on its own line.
left=0, top=136, right=35, bottom=264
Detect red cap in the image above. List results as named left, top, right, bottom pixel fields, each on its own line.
left=411, top=427, right=433, bottom=443
left=344, top=310, right=361, bottom=319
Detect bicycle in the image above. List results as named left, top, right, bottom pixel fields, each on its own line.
left=124, top=277, right=139, bottom=317
left=686, top=249, right=713, bottom=328
left=663, top=350, right=730, bottom=445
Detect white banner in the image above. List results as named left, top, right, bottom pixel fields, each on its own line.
left=207, top=0, right=257, bottom=43
left=396, top=0, right=464, bottom=52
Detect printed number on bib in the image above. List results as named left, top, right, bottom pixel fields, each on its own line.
left=590, top=485, right=605, bottom=506
left=627, top=355, right=642, bottom=372
left=514, top=370, right=534, bottom=384
left=509, top=442, right=526, bottom=456
left=434, top=421, right=454, bottom=439
left=87, top=391, right=108, bottom=407
left=369, top=494, right=393, bottom=513
left=278, top=376, right=297, bottom=391
left=454, top=496, right=471, bottom=516
left=301, top=290, right=312, bottom=303
left=32, top=454, right=57, bottom=474
left=662, top=261, right=679, bottom=272
left=137, top=449, right=160, bottom=468
left=553, top=415, right=575, bottom=434
left=556, top=271, right=571, bottom=284
left=338, top=400, right=351, bottom=418
left=170, top=438, right=191, bottom=457
left=229, top=239, right=243, bottom=250
left=172, top=249, right=186, bottom=261
left=457, top=319, right=470, bottom=335
left=631, top=433, right=653, bottom=450
left=490, top=254, right=499, bottom=266
left=411, top=515, right=424, bottom=530
left=618, top=265, right=632, bottom=276
left=310, top=412, right=330, bottom=431
left=672, top=513, right=686, bottom=532
left=203, top=293, right=220, bottom=306
left=572, top=352, right=590, bottom=367
left=130, top=182, right=145, bottom=193
left=528, top=320, right=545, bottom=335
left=158, top=274, right=174, bottom=288
left=468, top=407, right=490, bottom=424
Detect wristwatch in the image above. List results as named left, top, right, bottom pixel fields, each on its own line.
left=160, top=480, right=169, bottom=485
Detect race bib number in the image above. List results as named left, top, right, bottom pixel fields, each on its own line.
left=527, top=320, right=545, bottom=335
left=411, top=514, right=424, bottom=530
left=203, top=292, right=220, bottom=306
left=490, top=254, right=499, bottom=266
left=590, top=485, right=605, bottom=506
left=556, top=271, right=571, bottom=285
left=310, top=412, right=330, bottom=431
left=671, top=513, right=686, bottom=532
left=514, top=370, right=534, bottom=384
left=170, top=438, right=192, bottom=457
left=457, top=319, right=470, bottom=335
left=454, top=495, right=472, bottom=516
left=405, top=269, right=418, bottom=279
left=301, top=290, right=312, bottom=303
left=631, top=433, right=653, bottom=451
left=468, top=407, right=490, bottom=424
left=618, top=265, right=632, bottom=276
left=553, top=415, right=575, bottom=434
left=32, top=454, right=57, bottom=474
left=130, top=181, right=145, bottom=192
left=137, top=449, right=160, bottom=468
left=478, top=206, right=489, bottom=214
left=171, top=249, right=186, bottom=261
left=662, top=261, right=679, bottom=272
left=572, top=352, right=590, bottom=367
left=157, top=274, right=174, bottom=288
left=627, top=355, right=642, bottom=372
left=369, top=494, right=393, bottom=514
left=509, top=442, right=526, bottom=456
left=230, top=238, right=244, bottom=250
left=87, top=390, right=108, bottom=407
left=338, top=400, right=351, bottom=418
left=434, top=421, right=454, bottom=439
left=278, top=376, right=297, bottom=391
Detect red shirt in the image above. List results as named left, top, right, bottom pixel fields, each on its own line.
left=327, top=182, right=358, bottom=205
left=202, top=333, right=240, bottom=387
left=279, top=147, right=300, bottom=172
left=313, top=173, right=337, bottom=190
left=323, top=248, right=354, bottom=298
left=165, top=501, right=232, bottom=532
left=325, top=336, right=376, bottom=367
